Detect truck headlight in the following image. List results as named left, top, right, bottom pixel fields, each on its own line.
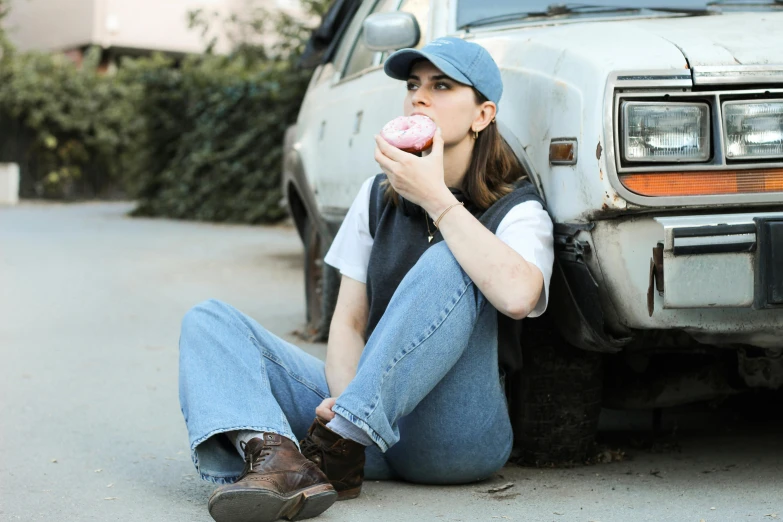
left=622, top=102, right=710, bottom=162
left=723, top=101, right=783, bottom=160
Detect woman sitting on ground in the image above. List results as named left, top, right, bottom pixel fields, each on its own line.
left=178, top=36, right=554, bottom=522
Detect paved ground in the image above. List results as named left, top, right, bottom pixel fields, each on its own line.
left=1, top=202, right=782, bottom=522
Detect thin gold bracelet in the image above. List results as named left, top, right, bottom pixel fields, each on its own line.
left=434, top=202, right=464, bottom=229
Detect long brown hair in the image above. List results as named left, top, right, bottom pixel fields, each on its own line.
left=383, top=89, right=527, bottom=210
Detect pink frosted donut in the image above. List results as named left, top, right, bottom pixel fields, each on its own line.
left=380, top=115, right=436, bottom=153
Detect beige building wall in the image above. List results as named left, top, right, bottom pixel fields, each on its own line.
left=4, top=0, right=309, bottom=55
left=93, top=0, right=245, bottom=54
left=4, top=0, right=95, bottom=52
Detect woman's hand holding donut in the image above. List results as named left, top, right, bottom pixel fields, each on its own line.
left=373, top=127, right=457, bottom=217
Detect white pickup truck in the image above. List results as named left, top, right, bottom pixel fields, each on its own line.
left=283, top=0, right=783, bottom=464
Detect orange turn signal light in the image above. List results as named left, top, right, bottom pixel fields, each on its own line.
left=549, top=139, right=577, bottom=165
left=620, top=168, right=783, bottom=197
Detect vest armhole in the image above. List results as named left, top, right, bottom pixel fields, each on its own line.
left=480, top=184, right=545, bottom=233
left=368, top=174, right=384, bottom=239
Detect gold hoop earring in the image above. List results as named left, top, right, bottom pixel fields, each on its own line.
left=473, top=129, right=479, bottom=140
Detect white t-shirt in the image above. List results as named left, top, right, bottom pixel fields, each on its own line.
left=324, top=176, right=555, bottom=317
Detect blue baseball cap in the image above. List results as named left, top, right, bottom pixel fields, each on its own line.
left=383, top=37, right=503, bottom=107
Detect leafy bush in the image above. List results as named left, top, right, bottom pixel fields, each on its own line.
left=0, top=47, right=143, bottom=198
left=127, top=54, right=310, bottom=222
left=0, top=0, right=328, bottom=221
left=128, top=1, right=328, bottom=223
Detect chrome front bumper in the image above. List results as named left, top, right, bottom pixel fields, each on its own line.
left=656, top=212, right=783, bottom=310
left=589, top=211, right=783, bottom=349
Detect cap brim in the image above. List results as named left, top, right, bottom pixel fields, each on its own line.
left=383, top=49, right=473, bottom=87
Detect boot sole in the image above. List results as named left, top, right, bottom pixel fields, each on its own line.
left=337, top=487, right=361, bottom=501
left=208, top=483, right=337, bottom=522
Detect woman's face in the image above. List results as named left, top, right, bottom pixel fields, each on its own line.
left=404, top=60, right=491, bottom=147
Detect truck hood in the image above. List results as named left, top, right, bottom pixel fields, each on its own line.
left=630, top=12, right=783, bottom=67
left=475, top=11, right=783, bottom=78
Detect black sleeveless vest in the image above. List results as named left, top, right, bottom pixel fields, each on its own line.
left=364, top=173, right=546, bottom=374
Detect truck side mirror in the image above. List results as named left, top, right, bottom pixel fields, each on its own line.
left=362, top=12, right=421, bottom=52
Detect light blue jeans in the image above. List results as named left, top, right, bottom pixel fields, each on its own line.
left=179, top=242, right=513, bottom=485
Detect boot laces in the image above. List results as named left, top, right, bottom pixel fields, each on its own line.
left=301, top=435, right=347, bottom=461
left=299, top=436, right=321, bottom=460
left=239, top=440, right=272, bottom=475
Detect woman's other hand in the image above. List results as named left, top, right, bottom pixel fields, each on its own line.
left=315, top=397, right=337, bottom=422
left=374, top=128, right=455, bottom=217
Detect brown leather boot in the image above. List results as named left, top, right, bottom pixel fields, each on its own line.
left=299, top=418, right=366, bottom=500
left=207, top=433, right=337, bottom=522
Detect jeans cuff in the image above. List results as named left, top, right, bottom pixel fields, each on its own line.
left=190, top=424, right=299, bottom=484
left=331, top=404, right=390, bottom=452
left=191, top=424, right=299, bottom=452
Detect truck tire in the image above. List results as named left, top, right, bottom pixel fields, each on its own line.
left=508, top=329, right=604, bottom=466
left=303, top=219, right=339, bottom=342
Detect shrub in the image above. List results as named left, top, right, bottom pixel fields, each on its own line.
left=0, top=0, right=328, bottom=220
left=0, top=47, right=143, bottom=198
left=128, top=1, right=328, bottom=223
left=127, top=53, right=310, bottom=223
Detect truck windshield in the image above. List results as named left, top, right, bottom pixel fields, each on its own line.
left=458, top=0, right=781, bottom=29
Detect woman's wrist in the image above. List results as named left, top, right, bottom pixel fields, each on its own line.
left=424, top=190, right=459, bottom=221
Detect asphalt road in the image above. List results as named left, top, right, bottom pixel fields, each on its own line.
left=1, top=202, right=781, bottom=522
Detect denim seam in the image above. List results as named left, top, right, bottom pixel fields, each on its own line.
left=357, top=280, right=474, bottom=444
left=255, top=341, right=330, bottom=400
left=210, top=300, right=263, bottom=344
left=370, top=280, right=473, bottom=414
left=207, top=304, right=304, bottom=394
left=204, top=303, right=287, bottom=395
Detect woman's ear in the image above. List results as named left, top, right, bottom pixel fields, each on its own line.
left=474, top=101, right=497, bottom=133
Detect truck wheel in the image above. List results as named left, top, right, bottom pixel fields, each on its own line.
left=509, top=335, right=604, bottom=466
left=303, top=219, right=338, bottom=342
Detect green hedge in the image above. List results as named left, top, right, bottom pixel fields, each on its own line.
left=0, top=0, right=328, bottom=223
left=128, top=54, right=311, bottom=223
left=129, top=2, right=328, bottom=223
left=0, top=47, right=144, bottom=198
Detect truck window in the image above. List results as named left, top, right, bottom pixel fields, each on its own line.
left=331, top=0, right=377, bottom=73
